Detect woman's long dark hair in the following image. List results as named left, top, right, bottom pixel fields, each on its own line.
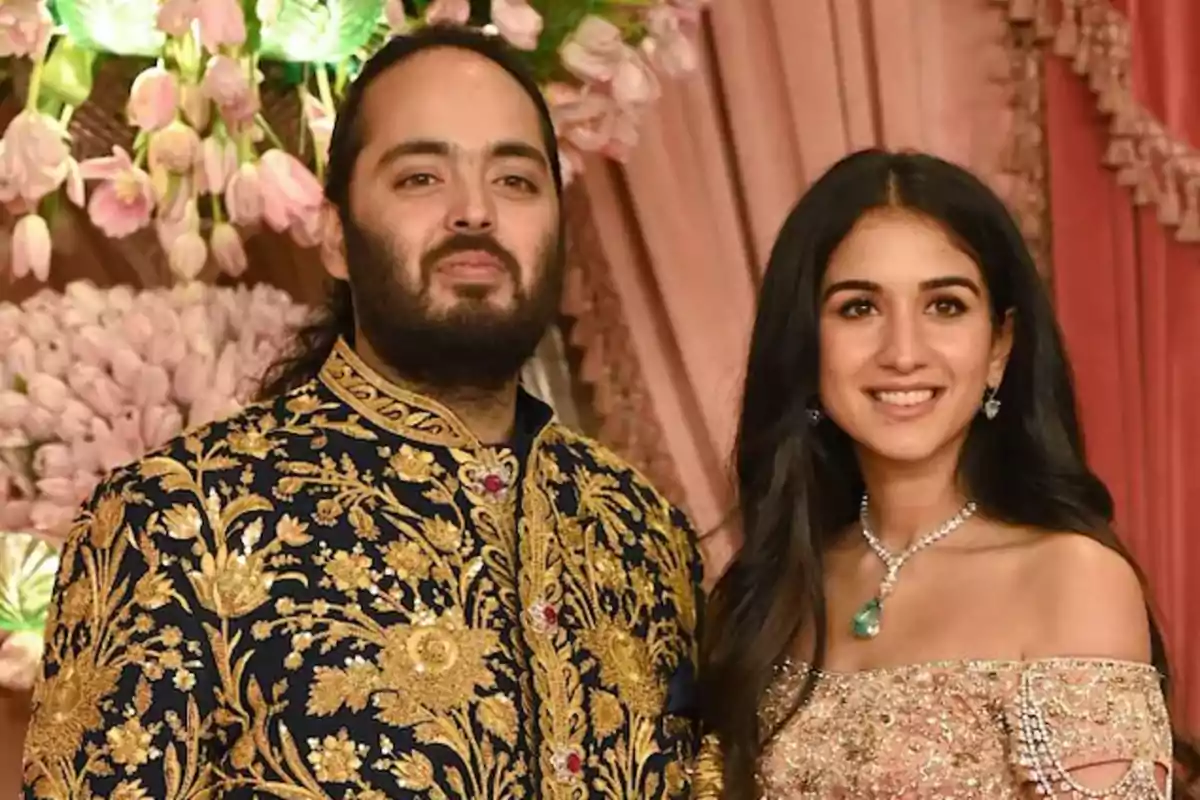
left=699, top=149, right=1198, bottom=798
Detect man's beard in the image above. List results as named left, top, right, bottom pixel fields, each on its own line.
left=342, top=217, right=563, bottom=392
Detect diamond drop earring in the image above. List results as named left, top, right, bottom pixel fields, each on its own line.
left=982, top=385, right=1001, bottom=420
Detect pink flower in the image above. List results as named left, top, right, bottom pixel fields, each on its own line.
left=197, top=0, right=247, bottom=52
left=426, top=0, right=469, bottom=25
left=385, top=0, right=409, bottom=33
left=68, top=364, right=123, bottom=419
left=79, top=147, right=156, bottom=238
left=11, top=213, right=50, bottom=280
left=149, top=121, right=201, bottom=174
left=156, top=0, right=199, bottom=37
left=33, top=443, right=73, bottom=479
left=167, top=231, right=207, bottom=280
left=643, top=5, right=699, bottom=76
left=545, top=83, right=641, bottom=161
left=201, top=136, right=238, bottom=195
left=127, top=66, right=179, bottom=132
left=210, top=223, right=247, bottom=276
left=559, top=16, right=626, bottom=83
left=142, top=404, right=182, bottom=448
left=289, top=208, right=322, bottom=247
left=0, top=110, right=70, bottom=203
left=225, top=162, right=263, bottom=225
left=0, top=0, right=53, bottom=58
left=64, top=158, right=84, bottom=206
left=491, top=0, right=542, bottom=50
left=302, top=94, right=334, bottom=162
left=612, top=52, right=660, bottom=107
left=201, top=56, right=259, bottom=127
left=0, top=390, right=29, bottom=429
left=180, top=83, right=211, bottom=130
left=258, top=149, right=323, bottom=234
left=26, top=373, right=69, bottom=415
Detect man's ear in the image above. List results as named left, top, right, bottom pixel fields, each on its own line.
left=319, top=202, right=348, bottom=280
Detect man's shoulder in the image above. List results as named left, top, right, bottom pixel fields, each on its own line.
left=94, top=385, right=311, bottom=499
left=544, top=423, right=692, bottom=526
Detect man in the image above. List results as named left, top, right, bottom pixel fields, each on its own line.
left=22, top=24, right=703, bottom=800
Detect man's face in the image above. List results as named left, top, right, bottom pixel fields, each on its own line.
left=324, top=45, right=562, bottom=390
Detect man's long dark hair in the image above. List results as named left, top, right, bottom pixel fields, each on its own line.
left=699, top=149, right=1199, bottom=798
left=257, top=24, right=563, bottom=400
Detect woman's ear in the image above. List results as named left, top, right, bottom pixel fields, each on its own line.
left=989, top=309, right=1015, bottom=387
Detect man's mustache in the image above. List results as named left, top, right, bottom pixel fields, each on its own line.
left=420, top=234, right=520, bottom=282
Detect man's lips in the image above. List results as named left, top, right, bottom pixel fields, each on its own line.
left=435, top=251, right=507, bottom=282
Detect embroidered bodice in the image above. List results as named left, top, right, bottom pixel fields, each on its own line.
left=693, top=657, right=1172, bottom=799
left=23, top=340, right=703, bottom=800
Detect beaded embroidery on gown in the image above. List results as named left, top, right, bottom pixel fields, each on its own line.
left=692, top=657, right=1172, bottom=799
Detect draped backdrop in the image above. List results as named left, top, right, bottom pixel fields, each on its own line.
left=4, top=0, right=1200, bottom=791
left=995, top=0, right=1200, bottom=722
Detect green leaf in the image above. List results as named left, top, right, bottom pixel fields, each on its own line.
left=0, top=533, right=61, bottom=635
left=241, top=0, right=263, bottom=53
left=259, top=0, right=386, bottom=64
left=55, top=0, right=164, bottom=57
left=40, top=37, right=98, bottom=107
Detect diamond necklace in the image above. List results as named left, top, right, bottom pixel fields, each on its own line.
left=851, top=493, right=977, bottom=640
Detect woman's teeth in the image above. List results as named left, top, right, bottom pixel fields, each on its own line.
left=872, top=389, right=935, bottom=406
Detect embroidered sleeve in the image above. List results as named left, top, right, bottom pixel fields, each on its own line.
left=1006, top=659, right=1172, bottom=798
left=22, top=474, right=218, bottom=799
left=690, top=733, right=724, bottom=799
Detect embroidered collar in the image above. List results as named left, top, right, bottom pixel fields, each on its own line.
left=318, top=337, right=553, bottom=447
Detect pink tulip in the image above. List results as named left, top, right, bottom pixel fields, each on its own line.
left=643, top=6, right=699, bottom=76
left=0, top=0, right=53, bottom=58
left=64, top=158, right=84, bottom=206
left=0, top=390, right=29, bottom=429
left=289, top=208, right=322, bottom=247
left=225, top=162, right=263, bottom=225
left=70, top=324, right=114, bottom=367
left=109, top=347, right=145, bottom=392
left=258, top=149, right=323, bottom=234
left=180, top=83, right=211, bottom=130
left=197, top=0, right=247, bottom=52
left=33, top=443, right=73, bottom=479
left=201, top=55, right=258, bottom=127
left=156, top=0, right=199, bottom=37
left=168, top=231, right=208, bottom=280
left=26, top=373, right=69, bottom=415
left=31, top=499, right=79, bottom=538
left=0, top=110, right=70, bottom=203
left=173, top=352, right=210, bottom=404
left=134, top=364, right=172, bottom=408
left=612, top=53, right=660, bottom=107
left=11, top=213, right=51, bottom=281
left=142, top=404, right=183, bottom=448
left=80, top=147, right=156, bottom=238
left=68, top=365, right=123, bottom=419
left=201, top=136, right=238, bottom=195
left=302, top=94, right=334, bottom=161
left=149, top=121, right=201, bottom=174
left=491, top=0, right=542, bottom=50
left=426, top=0, right=469, bottom=25
left=385, top=0, right=409, bottom=33
left=127, top=67, right=179, bottom=132
left=559, top=16, right=626, bottom=83
left=211, top=222, right=247, bottom=276
left=58, top=399, right=96, bottom=442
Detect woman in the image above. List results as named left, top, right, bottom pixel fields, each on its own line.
left=695, top=149, right=1197, bottom=798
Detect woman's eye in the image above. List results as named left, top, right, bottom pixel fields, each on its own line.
left=928, top=297, right=967, bottom=316
left=838, top=298, right=876, bottom=318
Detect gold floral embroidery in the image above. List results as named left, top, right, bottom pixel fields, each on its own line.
left=24, top=348, right=702, bottom=800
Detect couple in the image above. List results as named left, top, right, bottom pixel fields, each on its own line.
left=17, top=24, right=1191, bottom=799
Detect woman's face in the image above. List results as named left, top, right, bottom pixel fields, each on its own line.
left=817, top=210, right=1012, bottom=467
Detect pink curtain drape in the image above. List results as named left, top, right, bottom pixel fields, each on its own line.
left=1007, top=0, right=1200, bottom=723
left=567, top=0, right=1038, bottom=554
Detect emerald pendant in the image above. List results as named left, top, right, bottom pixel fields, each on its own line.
left=851, top=597, right=882, bottom=640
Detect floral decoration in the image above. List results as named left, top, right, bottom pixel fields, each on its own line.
left=0, top=0, right=708, bottom=283
left=0, top=280, right=310, bottom=541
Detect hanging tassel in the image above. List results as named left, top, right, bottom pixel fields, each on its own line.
left=1157, top=165, right=1182, bottom=226
left=1176, top=182, right=1200, bottom=242
left=1102, top=138, right=1135, bottom=169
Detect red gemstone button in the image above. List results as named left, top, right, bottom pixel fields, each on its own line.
left=565, top=752, right=583, bottom=774
left=482, top=474, right=504, bottom=494
left=542, top=605, right=558, bottom=626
